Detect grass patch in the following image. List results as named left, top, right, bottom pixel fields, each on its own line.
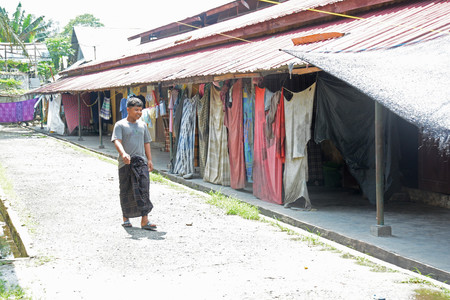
left=0, top=163, right=15, bottom=200
left=149, top=172, right=185, bottom=190
left=403, top=277, right=433, bottom=285
left=20, top=133, right=46, bottom=139
left=341, top=253, right=397, bottom=273
left=0, top=279, right=29, bottom=299
left=150, top=172, right=167, bottom=184
left=266, top=220, right=326, bottom=247
left=402, top=268, right=450, bottom=299
left=0, top=163, right=36, bottom=234
left=31, top=255, right=54, bottom=267
left=400, top=268, right=438, bottom=285
left=414, top=288, right=450, bottom=300
left=370, top=265, right=398, bottom=273
left=320, top=244, right=342, bottom=253
left=270, top=220, right=298, bottom=236
left=206, top=191, right=260, bottom=220
left=56, top=140, right=117, bottom=166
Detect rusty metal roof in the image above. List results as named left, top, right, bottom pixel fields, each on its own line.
left=32, top=0, right=449, bottom=94
left=124, top=0, right=343, bottom=56
left=282, top=0, right=450, bottom=147
left=282, top=0, right=450, bottom=53
left=62, top=0, right=345, bottom=74
left=32, top=36, right=303, bottom=93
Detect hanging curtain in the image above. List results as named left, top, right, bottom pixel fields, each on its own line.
left=253, top=87, right=285, bottom=204
left=225, top=79, right=246, bottom=189
left=197, top=84, right=210, bottom=178
left=204, top=85, right=230, bottom=186
left=61, top=94, right=91, bottom=134
left=283, top=83, right=316, bottom=208
left=243, top=82, right=255, bottom=183
left=314, top=73, right=400, bottom=204
left=46, top=95, right=65, bottom=135
left=173, top=95, right=199, bottom=176
left=170, top=91, right=184, bottom=173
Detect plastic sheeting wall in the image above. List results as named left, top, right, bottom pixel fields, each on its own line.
left=314, top=73, right=401, bottom=204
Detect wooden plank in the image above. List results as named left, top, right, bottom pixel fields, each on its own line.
left=111, top=88, right=117, bottom=124
left=128, top=16, right=202, bottom=41
left=292, top=32, right=345, bottom=45
left=213, top=72, right=261, bottom=81
left=206, top=2, right=239, bottom=16
left=291, top=67, right=322, bottom=75
left=161, top=75, right=215, bottom=87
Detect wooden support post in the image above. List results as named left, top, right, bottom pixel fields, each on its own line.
left=77, top=93, right=83, bottom=141
left=98, top=91, right=104, bottom=149
left=376, top=101, right=384, bottom=226
left=371, top=101, right=392, bottom=237
left=40, top=97, right=44, bottom=129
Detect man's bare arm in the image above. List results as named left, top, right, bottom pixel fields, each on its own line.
left=114, top=139, right=131, bottom=165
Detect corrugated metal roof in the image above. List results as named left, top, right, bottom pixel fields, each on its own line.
left=285, top=35, right=450, bottom=148
left=282, top=0, right=450, bottom=146
left=33, top=37, right=303, bottom=93
left=0, top=43, right=51, bottom=63
left=128, top=0, right=342, bottom=54
left=33, top=0, right=449, bottom=94
left=282, top=0, right=449, bottom=53
left=72, top=0, right=342, bottom=70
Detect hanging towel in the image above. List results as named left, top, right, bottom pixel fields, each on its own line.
left=159, top=100, right=166, bottom=116
left=140, top=108, right=153, bottom=129
left=148, top=107, right=157, bottom=141
left=100, top=97, right=111, bottom=120
left=168, top=89, right=179, bottom=132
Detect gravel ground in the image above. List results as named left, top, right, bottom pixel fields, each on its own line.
left=0, top=124, right=447, bottom=299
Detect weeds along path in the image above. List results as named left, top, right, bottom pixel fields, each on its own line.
left=0, top=125, right=447, bottom=299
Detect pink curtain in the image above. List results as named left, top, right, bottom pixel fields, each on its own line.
left=252, top=86, right=285, bottom=204
left=61, top=93, right=91, bottom=134
left=225, top=79, right=246, bottom=189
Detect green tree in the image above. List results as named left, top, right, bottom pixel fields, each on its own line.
left=62, top=13, right=104, bottom=37
left=0, top=7, right=24, bottom=50
left=1, top=3, right=51, bottom=43
left=37, top=61, right=54, bottom=80
left=45, top=36, right=74, bottom=71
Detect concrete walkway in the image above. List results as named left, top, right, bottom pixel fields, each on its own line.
left=31, top=126, right=450, bottom=282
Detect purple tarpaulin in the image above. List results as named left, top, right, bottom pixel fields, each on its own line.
left=0, top=98, right=38, bottom=123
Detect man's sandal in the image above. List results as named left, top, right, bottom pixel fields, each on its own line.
left=141, top=222, right=157, bottom=231
left=122, top=220, right=132, bottom=227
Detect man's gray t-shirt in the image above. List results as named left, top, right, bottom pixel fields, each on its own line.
left=111, top=119, right=152, bottom=169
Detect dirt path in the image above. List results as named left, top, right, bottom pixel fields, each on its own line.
left=0, top=125, right=446, bottom=299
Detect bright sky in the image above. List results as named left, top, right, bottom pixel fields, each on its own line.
left=2, top=0, right=234, bottom=32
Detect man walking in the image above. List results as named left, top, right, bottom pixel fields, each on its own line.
left=112, top=97, right=157, bottom=230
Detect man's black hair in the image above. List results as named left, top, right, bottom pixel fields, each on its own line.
left=127, top=97, right=143, bottom=108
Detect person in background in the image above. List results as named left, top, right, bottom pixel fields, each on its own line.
left=111, top=97, right=157, bottom=230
